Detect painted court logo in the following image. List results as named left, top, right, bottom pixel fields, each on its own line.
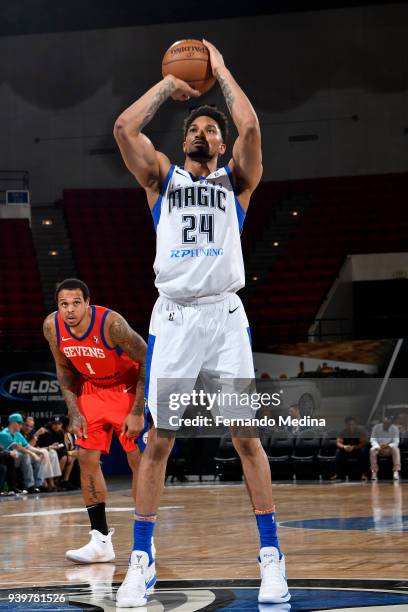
left=280, top=515, right=408, bottom=532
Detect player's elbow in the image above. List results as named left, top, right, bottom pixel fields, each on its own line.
left=113, top=117, right=132, bottom=141
left=241, top=118, right=260, bottom=138
left=240, top=121, right=261, bottom=148
left=113, top=120, right=125, bottom=141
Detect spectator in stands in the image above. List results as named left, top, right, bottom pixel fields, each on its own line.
left=334, top=416, right=367, bottom=481
left=286, top=404, right=304, bottom=435
left=395, top=412, right=408, bottom=434
left=370, top=415, right=400, bottom=481
left=318, top=362, right=334, bottom=375
left=0, top=461, right=6, bottom=495
left=0, top=413, right=44, bottom=493
left=21, top=416, right=61, bottom=491
left=0, top=415, right=21, bottom=495
left=0, top=439, right=20, bottom=495
left=61, top=416, right=79, bottom=489
left=37, top=416, right=76, bottom=490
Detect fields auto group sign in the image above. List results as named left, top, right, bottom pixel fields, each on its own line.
left=0, top=371, right=62, bottom=402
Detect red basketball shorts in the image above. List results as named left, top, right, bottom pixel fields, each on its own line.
left=76, top=387, right=148, bottom=454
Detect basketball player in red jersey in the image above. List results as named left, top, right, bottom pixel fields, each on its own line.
left=43, top=278, right=151, bottom=566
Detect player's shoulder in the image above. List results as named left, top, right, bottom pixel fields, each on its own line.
left=103, top=310, right=136, bottom=346
left=43, top=311, right=57, bottom=332
left=102, top=309, right=128, bottom=332
left=102, top=308, right=122, bottom=322
left=43, top=311, right=59, bottom=344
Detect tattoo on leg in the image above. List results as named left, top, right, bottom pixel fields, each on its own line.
left=217, top=75, right=235, bottom=112
left=87, top=475, right=100, bottom=503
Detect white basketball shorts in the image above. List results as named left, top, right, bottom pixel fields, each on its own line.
left=144, top=293, right=255, bottom=428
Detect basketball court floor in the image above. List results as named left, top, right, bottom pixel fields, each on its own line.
left=0, top=480, right=407, bottom=611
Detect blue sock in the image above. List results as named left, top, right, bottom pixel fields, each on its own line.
left=133, top=512, right=156, bottom=565
left=255, top=511, right=282, bottom=559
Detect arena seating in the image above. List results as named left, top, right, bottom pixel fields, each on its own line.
left=241, top=181, right=287, bottom=258
left=291, top=429, right=322, bottom=480
left=0, top=219, right=44, bottom=349
left=265, top=433, right=295, bottom=480
left=214, top=435, right=242, bottom=481
left=63, top=188, right=157, bottom=336
left=317, top=431, right=338, bottom=480
left=246, top=172, right=408, bottom=345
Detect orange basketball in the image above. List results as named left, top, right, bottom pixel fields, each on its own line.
left=162, top=39, right=216, bottom=95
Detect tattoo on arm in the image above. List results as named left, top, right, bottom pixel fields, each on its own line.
left=140, top=80, right=176, bottom=130
left=57, top=366, right=81, bottom=417
left=109, top=318, right=146, bottom=363
left=130, top=403, right=145, bottom=416
left=217, top=74, right=235, bottom=113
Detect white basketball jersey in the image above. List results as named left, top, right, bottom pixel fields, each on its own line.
left=151, top=164, right=246, bottom=301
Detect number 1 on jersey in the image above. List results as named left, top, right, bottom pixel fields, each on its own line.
left=85, top=362, right=96, bottom=375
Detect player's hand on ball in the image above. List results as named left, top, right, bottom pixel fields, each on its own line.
left=166, top=75, right=201, bottom=101
left=122, top=413, right=144, bottom=438
left=69, top=413, right=88, bottom=439
left=202, top=39, right=225, bottom=76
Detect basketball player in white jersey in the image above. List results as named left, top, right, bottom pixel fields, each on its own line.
left=114, top=40, right=290, bottom=607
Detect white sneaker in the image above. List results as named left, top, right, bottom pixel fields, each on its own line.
left=116, top=550, right=156, bottom=608
left=65, top=528, right=115, bottom=563
left=258, top=547, right=291, bottom=604
left=371, top=472, right=378, bottom=481
left=393, top=471, right=400, bottom=481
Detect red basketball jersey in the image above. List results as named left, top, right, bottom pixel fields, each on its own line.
left=54, top=305, right=139, bottom=393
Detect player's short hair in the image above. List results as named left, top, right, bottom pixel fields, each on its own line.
left=55, top=278, right=90, bottom=303
left=183, top=105, right=229, bottom=143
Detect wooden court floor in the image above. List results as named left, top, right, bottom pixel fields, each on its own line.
left=0, top=480, right=407, bottom=588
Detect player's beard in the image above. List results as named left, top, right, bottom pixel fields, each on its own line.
left=187, top=142, right=211, bottom=162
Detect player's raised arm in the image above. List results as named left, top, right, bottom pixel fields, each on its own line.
left=105, top=312, right=147, bottom=434
left=43, top=315, right=87, bottom=438
left=204, top=40, right=262, bottom=207
left=114, top=76, right=201, bottom=203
